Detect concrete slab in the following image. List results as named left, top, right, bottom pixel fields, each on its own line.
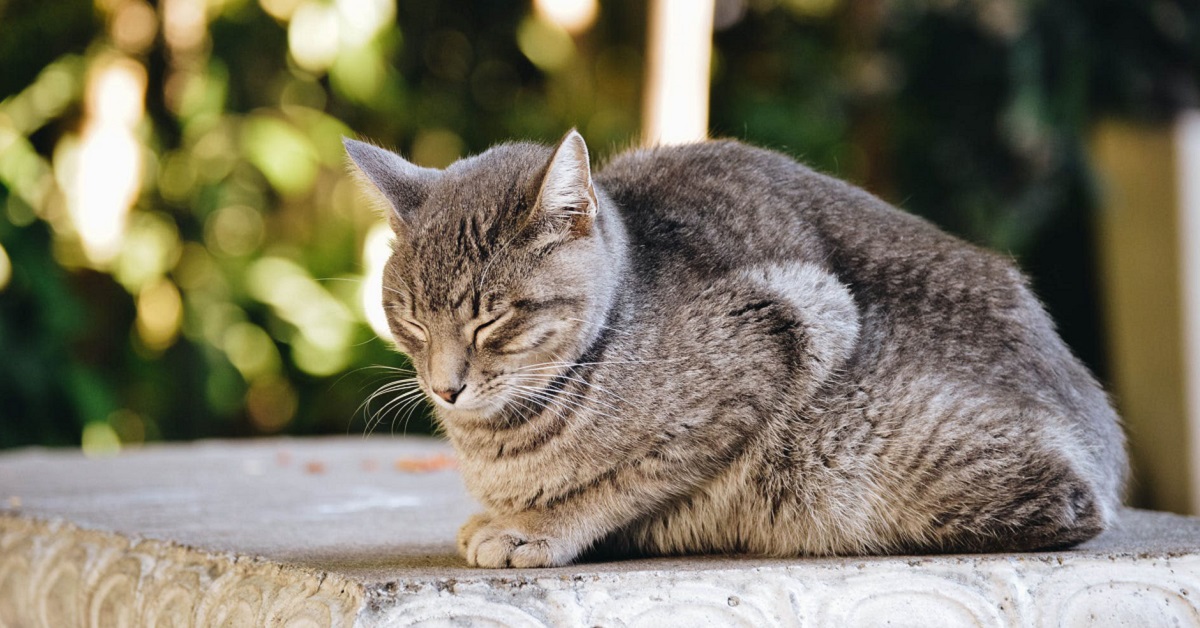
left=2, top=437, right=1199, bottom=626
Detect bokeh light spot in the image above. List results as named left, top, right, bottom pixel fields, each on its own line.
left=246, top=377, right=298, bottom=433
left=242, top=115, right=319, bottom=197
left=335, top=0, right=394, bottom=48
left=136, top=278, right=184, bottom=352
left=82, top=422, right=122, bottom=458
left=517, top=15, right=575, bottom=72
left=109, top=409, right=147, bottom=446
left=205, top=205, right=265, bottom=257
left=246, top=257, right=356, bottom=374
left=223, top=322, right=281, bottom=381
left=163, top=0, right=209, bottom=54
left=173, top=242, right=219, bottom=292
left=111, top=1, right=159, bottom=54
left=289, top=2, right=340, bottom=73
left=534, top=0, right=598, bottom=35
left=0, top=243, right=11, bottom=292
left=410, top=128, right=464, bottom=169
left=115, top=211, right=183, bottom=292
left=260, top=0, right=304, bottom=21
left=64, top=55, right=147, bottom=267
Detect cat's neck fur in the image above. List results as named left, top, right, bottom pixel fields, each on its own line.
left=569, top=185, right=629, bottom=355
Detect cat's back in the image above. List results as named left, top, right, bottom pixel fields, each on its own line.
left=595, top=140, right=963, bottom=271
left=596, top=140, right=840, bottom=271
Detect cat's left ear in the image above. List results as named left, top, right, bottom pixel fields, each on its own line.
left=532, top=128, right=598, bottom=239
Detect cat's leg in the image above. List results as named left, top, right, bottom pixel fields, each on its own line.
left=461, top=400, right=760, bottom=568
left=886, top=403, right=1110, bottom=553
left=460, top=265, right=858, bottom=567
left=920, top=454, right=1106, bottom=552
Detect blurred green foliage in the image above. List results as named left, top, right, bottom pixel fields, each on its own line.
left=0, top=0, right=1197, bottom=449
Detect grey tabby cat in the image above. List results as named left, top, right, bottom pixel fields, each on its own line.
left=345, top=129, right=1127, bottom=568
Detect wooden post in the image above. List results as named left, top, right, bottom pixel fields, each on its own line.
left=642, top=0, right=714, bottom=146
left=1178, top=112, right=1200, bottom=514
left=1091, top=117, right=1199, bottom=514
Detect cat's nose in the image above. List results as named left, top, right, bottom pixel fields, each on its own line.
left=434, top=385, right=466, bottom=404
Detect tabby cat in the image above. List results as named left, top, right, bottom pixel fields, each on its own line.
left=345, top=129, right=1127, bottom=568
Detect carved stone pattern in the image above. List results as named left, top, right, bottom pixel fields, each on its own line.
left=5, top=513, right=1200, bottom=627
left=0, top=516, right=362, bottom=628
left=362, top=555, right=1200, bottom=627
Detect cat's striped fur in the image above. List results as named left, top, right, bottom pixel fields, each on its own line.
left=345, top=130, right=1127, bottom=568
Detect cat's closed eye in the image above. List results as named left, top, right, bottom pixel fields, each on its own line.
left=396, top=317, right=428, bottom=342
left=472, top=313, right=508, bottom=347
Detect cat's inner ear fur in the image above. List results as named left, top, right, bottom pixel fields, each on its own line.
left=531, top=129, right=598, bottom=240
left=343, top=137, right=438, bottom=230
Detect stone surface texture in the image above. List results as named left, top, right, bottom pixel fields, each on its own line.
left=1, top=437, right=1199, bottom=627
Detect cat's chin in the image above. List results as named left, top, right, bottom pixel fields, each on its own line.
left=434, top=401, right=506, bottom=424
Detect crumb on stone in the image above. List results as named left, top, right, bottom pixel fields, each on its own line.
left=304, top=460, right=327, bottom=474
left=394, top=453, right=457, bottom=473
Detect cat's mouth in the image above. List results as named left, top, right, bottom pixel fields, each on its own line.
left=421, top=380, right=498, bottom=416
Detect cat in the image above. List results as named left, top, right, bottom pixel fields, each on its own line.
left=344, top=129, right=1127, bottom=568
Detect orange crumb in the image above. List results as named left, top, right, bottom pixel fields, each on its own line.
left=303, top=460, right=326, bottom=474
left=393, top=453, right=457, bottom=473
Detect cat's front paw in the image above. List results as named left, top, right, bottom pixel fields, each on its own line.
left=463, top=517, right=576, bottom=568
left=456, top=512, right=493, bottom=558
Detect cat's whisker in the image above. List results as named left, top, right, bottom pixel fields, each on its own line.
left=361, top=379, right=422, bottom=405
left=564, top=317, right=633, bottom=335
left=508, top=389, right=576, bottom=423
left=503, top=377, right=627, bottom=409
left=332, top=364, right=416, bottom=394
left=502, top=370, right=624, bottom=398
left=502, top=375, right=625, bottom=413
left=507, top=384, right=622, bottom=422
left=369, top=389, right=429, bottom=438
left=382, top=283, right=413, bottom=298
left=513, top=357, right=685, bottom=373
left=360, top=365, right=417, bottom=376
left=359, top=380, right=426, bottom=437
left=390, top=392, right=431, bottom=436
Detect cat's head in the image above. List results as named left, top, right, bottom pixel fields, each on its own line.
left=345, top=130, right=621, bottom=421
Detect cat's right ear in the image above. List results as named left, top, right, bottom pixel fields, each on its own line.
left=343, top=137, right=438, bottom=231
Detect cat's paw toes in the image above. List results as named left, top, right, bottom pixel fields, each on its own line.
left=456, top=512, right=493, bottom=558
left=464, top=522, right=573, bottom=568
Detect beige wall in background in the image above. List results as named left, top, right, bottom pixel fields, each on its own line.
left=1092, top=118, right=1198, bottom=514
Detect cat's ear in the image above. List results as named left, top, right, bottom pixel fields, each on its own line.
left=343, top=137, right=438, bottom=231
left=532, top=128, right=598, bottom=240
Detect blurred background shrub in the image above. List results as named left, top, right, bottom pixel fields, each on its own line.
left=0, top=0, right=1197, bottom=457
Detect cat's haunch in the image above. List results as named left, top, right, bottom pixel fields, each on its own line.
left=346, top=130, right=1127, bottom=568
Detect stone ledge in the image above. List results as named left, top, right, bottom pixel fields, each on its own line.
left=0, top=517, right=362, bottom=627
left=1, top=437, right=1199, bottom=626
